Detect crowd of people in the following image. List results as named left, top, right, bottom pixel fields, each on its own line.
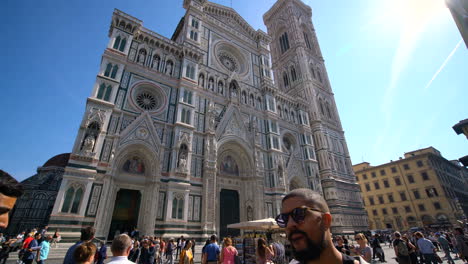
left=2, top=171, right=468, bottom=264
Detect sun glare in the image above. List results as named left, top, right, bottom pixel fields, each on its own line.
left=389, top=0, right=447, bottom=29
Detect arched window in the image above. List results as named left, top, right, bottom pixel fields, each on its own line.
left=119, top=38, right=127, bottom=52
left=317, top=69, right=322, bottom=82
left=310, top=64, right=316, bottom=79
left=279, top=32, right=290, bottom=53
left=257, top=97, right=262, bottom=110
left=137, top=49, right=147, bottom=64
left=291, top=66, right=297, bottom=82
left=291, top=111, right=296, bottom=123
left=319, top=99, right=325, bottom=115
left=172, top=195, right=184, bottom=219
left=198, top=73, right=205, bottom=87
left=165, top=60, right=174, bottom=75
left=326, top=102, right=332, bottom=118
left=250, top=94, right=254, bottom=106
left=104, top=63, right=112, bottom=77
left=110, top=65, right=118, bottom=79
left=181, top=109, right=191, bottom=124
left=113, top=36, right=121, bottom=50
left=284, top=108, right=289, bottom=120
left=241, top=91, right=247, bottom=104
left=61, top=186, right=83, bottom=214
left=152, top=55, right=161, bottom=70
left=97, top=84, right=112, bottom=101
left=283, top=72, right=289, bottom=87
left=61, top=187, right=74, bottom=213
left=277, top=105, right=282, bottom=118
left=70, top=188, right=83, bottom=213
left=218, top=81, right=224, bottom=94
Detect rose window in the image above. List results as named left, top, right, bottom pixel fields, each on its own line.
left=136, top=92, right=157, bottom=110
left=218, top=53, right=238, bottom=72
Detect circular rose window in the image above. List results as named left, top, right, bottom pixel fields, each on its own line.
left=129, top=82, right=167, bottom=113
left=214, top=41, right=248, bottom=76
left=218, top=52, right=238, bottom=72
left=136, top=92, right=157, bottom=110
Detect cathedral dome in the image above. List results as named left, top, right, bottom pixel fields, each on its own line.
left=42, top=153, right=70, bottom=168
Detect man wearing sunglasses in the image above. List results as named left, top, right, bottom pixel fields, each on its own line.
left=277, top=188, right=363, bottom=264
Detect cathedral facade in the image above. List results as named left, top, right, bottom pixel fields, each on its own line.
left=49, top=0, right=367, bottom=241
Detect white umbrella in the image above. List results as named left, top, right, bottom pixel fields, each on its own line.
left=227, top=218, right=281, bottom=230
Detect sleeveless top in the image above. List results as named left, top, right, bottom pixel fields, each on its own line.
left=222, top=246, right=238, bottom=264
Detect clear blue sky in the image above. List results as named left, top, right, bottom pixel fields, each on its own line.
left=1, top=0, right=467, bottom=182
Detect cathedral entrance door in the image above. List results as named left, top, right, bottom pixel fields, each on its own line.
left=220, top=189, right=240, bottom=238
left=108, top=189, right=141, bottom=240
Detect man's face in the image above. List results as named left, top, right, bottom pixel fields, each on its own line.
left=0, top=193, right=17, bottom=229
left=281, top=196, right=327, bottom=261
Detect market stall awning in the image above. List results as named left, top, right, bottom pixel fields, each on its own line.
left=227, top=218, right=281, bottom=230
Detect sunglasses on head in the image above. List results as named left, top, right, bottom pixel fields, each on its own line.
left=275, top=206, right=323, bottom=228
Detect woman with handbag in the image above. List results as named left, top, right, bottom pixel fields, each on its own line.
left=219, top=238, right=238, bottom=264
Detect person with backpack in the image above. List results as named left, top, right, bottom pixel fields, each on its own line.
left=393, top=232, right=411, bottom=264
left=454, top=227, right=468, bottom=263
left=415, top=232, right=437, bottom=264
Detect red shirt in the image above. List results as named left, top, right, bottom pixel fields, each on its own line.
left=23, top=237, right=34, bottom=249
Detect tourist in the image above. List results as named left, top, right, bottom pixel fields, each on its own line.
left=0, top=170, right=23, bottom=229
left=63, top=227, right=96, bottom=264
left=335, top=235, right=350, bottom=255
left=454, top=227, right=468, bottom=263
left=401, top=235, right=417, bottom=264
left=393, top=232, right=411, bottom=264
left=256, top=238, right=274, bottom=264
left=202, top=235, right=220, bottom=264
left=52, top=230, right=60, bottom=248
left=73, top=242, right=97, bottom=264
left=350, top=233, right=371, bottom=263
left=176, top=236, right=184, bottom=257
left=370, top=234, right=385, bottom=262
left=23, top=233, right=41, bottom=264
left=95, top=241, right=108, bottom=264
left=107, top=234, right=133, bottom=264
left=139, top=240, right=155, bottom=264
left=36, top=235, right=52, bottom=264
left=178, top=240, right=194, bottom=264
left=435, top=232, right=454, bottom=264
left=415, top=232, right=437, bottom=264
left=165, top=239, right=175, bottom=264
left=275, top=188, right=362, bottom=263
left=219, top=237, right=238, bottom=264
left=129, top=240, right=141, bottom=263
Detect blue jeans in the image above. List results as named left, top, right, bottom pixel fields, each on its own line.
left=36, top=260, right=45, bottom=264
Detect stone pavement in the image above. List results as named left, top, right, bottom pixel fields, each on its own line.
left=4, top=242, right=467, bottom=264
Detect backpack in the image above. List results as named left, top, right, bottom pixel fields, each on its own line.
left=396, top=239, right=409, bottom=256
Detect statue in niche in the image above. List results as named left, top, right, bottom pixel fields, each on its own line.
left=166, top=61, right=173, bottom=75
left=247, top=206, right=253, bottom=221
left=178, top=144, right=188, bottom=173
left=138, top=50, right=146, bottom=64
left=152, top=56, right=160, bottom=69
left=208, top=78, right=214, bottom=91
left=198, top=74, right=205, bottom=87
left=123, top=156, right=145, bottom=174
left=218, top=81, right=223, bottom=94
left=241, top=92, right=246, bottom=104
left=278, top=166, right=284, bottom=182
left=82, top=135, right=96, bottom=154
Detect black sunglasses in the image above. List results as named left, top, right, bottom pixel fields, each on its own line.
left=275, top=206, right=323, bottom=228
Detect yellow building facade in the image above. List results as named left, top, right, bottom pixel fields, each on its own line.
left=353, top=147, right=468, bottom=231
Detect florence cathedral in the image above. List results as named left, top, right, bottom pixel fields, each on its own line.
left=44, top=0, right=367, bottom=240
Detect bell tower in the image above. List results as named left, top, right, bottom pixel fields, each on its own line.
left=264, top=0, right=368, bottom=234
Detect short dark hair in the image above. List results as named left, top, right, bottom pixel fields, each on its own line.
left=455, top=227, right=464, bottom=235
left=73, top=242, right=96, bottom=263
left=0, top=170, right=24, bottom=198
left=210, top=234, right=217, bottom=241
left=282, top=188, right=329, bottom=213
left=80, top=226, right=96, bottom=241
